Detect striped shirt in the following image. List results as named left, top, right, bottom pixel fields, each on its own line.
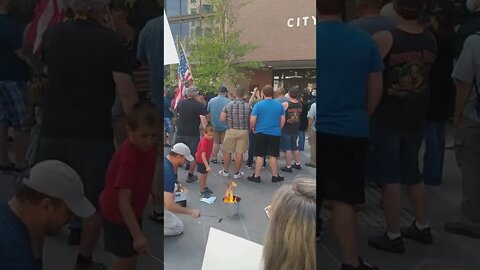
left=222, top=99, right=251, bottom=130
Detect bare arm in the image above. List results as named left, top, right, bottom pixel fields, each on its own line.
left=113, top=72, right=139, bottom=115
left=220, top=111, right=227, bottom=122
left=308, top=118, right=314, bottom=130
left=118, top=189, right=143, bottom=240
left=280, top=115, right=286, bottom=129
left=372, top=31, right=393, bottom=59
left=282, top=102, right=289, bottom=111
left=250, top=115, right=257, bottom=132
left=200, top=115, right=208, bottom=129
left=367, top=72, right=383, bottom=116
left=164, top=192, right=200, bottom=217
left=453, top=79, right=473, bottom=127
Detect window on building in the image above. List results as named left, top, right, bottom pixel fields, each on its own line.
left=202, top=4, right=214, bottom=13
left=190, top=8, right=198, bottom=14
left=191, top=0, right=197, bottom=3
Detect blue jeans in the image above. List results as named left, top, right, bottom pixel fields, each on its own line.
left=298, top=131, right=306, bottom=151
left=423, top=121, right=446, bottom=185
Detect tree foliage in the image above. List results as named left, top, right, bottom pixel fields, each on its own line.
left=187, top=0, right=263, bottom=94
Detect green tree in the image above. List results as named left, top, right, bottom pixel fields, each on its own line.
left=187, top=0, right=263, bottom=94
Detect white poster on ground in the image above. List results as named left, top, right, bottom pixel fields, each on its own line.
left=164, top=12, right=179, bottom=65
left=202, top=227, right=264, bottom=270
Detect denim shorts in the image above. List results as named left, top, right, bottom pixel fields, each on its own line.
left=280, top=132, right=299, bottom=151
left=367, top=126, right=424, bottom=186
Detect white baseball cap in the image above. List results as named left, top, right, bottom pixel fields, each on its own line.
left=171, top=143, right=194, bottom=162
left=23, top=160, right=95, bottom=218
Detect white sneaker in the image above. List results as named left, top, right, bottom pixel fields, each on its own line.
left=219, top=170, right=229, bottom=177
left=233, top=172, right=244, bottom=179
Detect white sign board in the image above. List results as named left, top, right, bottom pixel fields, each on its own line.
left=164, top=13, right=179, bottom=65
left=202, top=227, right=264, bottom=270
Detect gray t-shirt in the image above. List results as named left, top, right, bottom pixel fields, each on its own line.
left=349, top=16, right=396, bottom=35
left=307, top=102, right=316, bottom=132
left=452, top=34, right=480, bottom=123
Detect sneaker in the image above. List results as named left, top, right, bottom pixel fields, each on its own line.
left=219, top=170, right=229, bottom=177
left=204, top=187, right=214, bottom=194
left=245, top=164, right=253, bottom=169
left=247, top=174, right=261, bottom=183
left=291, top=163, right=302, bottom=170
left=401, top=221, right=433, bottom=244
left=262, top=163, right=266, bottom=169
left=305, top=162, right=316, bottom=168
left=200, top=191, right=211, bottom=198
left=211, top=159, right=218, bottom=164
left=74, top=262, right=107, bottom=270
left=445, top=221, right=480, bottom=238
left=233, top=172, right=244, bottom=179
left=272, top=175, right=285, bottom=183
left=280, top=166, right=293, bottom=173
left=67, top=228, right=82, bottom=246
left=186, top=174, right=198, bottom=183
left=367, top=233, right=405, bottom=254
left=341, top=258, right=379, bottom=270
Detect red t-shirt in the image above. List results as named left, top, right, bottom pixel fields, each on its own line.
left=195, top=136, right=214, bottom=163
left=100, top=140, right=157, bottom=225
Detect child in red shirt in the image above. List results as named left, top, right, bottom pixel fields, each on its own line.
left=196, top=125, right=215, bottom=198
left=100, top=102, right=160, bottom=270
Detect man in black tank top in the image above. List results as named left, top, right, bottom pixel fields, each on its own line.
left=280, top=87, right=303, bottom=173
left=368, top=0, right=437, bottom=254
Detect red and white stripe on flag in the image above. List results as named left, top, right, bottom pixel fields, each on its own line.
left=172, top=45, right=193, bottom=110
left=25, top=0, right=65, bottom=54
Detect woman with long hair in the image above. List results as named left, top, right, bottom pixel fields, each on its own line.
left=263, top=177, right=316, bottom=270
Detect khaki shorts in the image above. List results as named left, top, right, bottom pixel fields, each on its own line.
left=222, top=129, right=249, bottom=154
left=214, top=130, right=226, bottom=144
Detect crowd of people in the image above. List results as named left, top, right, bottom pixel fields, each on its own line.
left=0, top=0, right=163, bottom=269
left=318, top=0, right=480, bottom=269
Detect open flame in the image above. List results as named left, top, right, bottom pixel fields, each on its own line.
left=223, top=181, right=239, bottom=204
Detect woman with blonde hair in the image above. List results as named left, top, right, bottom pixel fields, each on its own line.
left=263, top=177, right=316, bottom=270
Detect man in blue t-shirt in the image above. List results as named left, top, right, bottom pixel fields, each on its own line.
left=247, top=85, right=286, bottom=184
left=137, top=16, right=163, bottom=112
left=163, top=89, right=174, bottom=147
left=317, top=0, right=383, bottom=269
left=0, top=160, right=95, bottom=270
left=163, top=143, right=200, bottom=236
left=206, top=86, right=230, bottom=163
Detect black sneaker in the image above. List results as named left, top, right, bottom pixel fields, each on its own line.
left=67, top=228, right=82, bottom=246
left=272, top=175, right=285, bottom=183
left=247, top=174, right=261, bottom=183
left=291, top=163, right=302, bottom=170
left=280, top=166, right=293, bottom=173
left=445, top=221, right=480, bottom=238
left=367, top=233, right=405, bottom=254
left=401, top=221, right=433, bottom=244
left=186, top=174, right=198, bottom=183
left=341, top=258, right=379, bottom=270
left=245, top=164, right=253, bottom=169
left=211, top=159, right=218, bottom=164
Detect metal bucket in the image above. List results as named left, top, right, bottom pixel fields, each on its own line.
left=223, top=196, right=241, bottom=217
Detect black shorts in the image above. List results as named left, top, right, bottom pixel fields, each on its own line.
left=35, top=137, right=114, bottom=208
left=318, top=133, right=369, bottom=205
left=175, top=135, right=200, bottom=159
left=197, top=161, right=209, bottom=174
left=253, top=133, right=281, bottom=157
left=104, top=219, right=142, bottom=258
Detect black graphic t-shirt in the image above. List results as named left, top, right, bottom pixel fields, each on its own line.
left=374, top=28, right=437, bottom=131
left=283, top=101, right=302, bottom=134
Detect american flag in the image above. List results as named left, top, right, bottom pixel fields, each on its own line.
left=172, top=44, right=193, bottom=110
left=25, top=0, right=66, bottom=54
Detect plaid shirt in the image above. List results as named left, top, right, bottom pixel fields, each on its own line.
left=222, top=99, right=251, bottom=130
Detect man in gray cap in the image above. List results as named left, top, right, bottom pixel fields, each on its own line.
left=175, top=86, right=208, bottom=183
left=0, top=160, right=95, bottom=270
left=36, top=0, right=138, bottom=269
left=164, top=143, right=200, bottom=236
